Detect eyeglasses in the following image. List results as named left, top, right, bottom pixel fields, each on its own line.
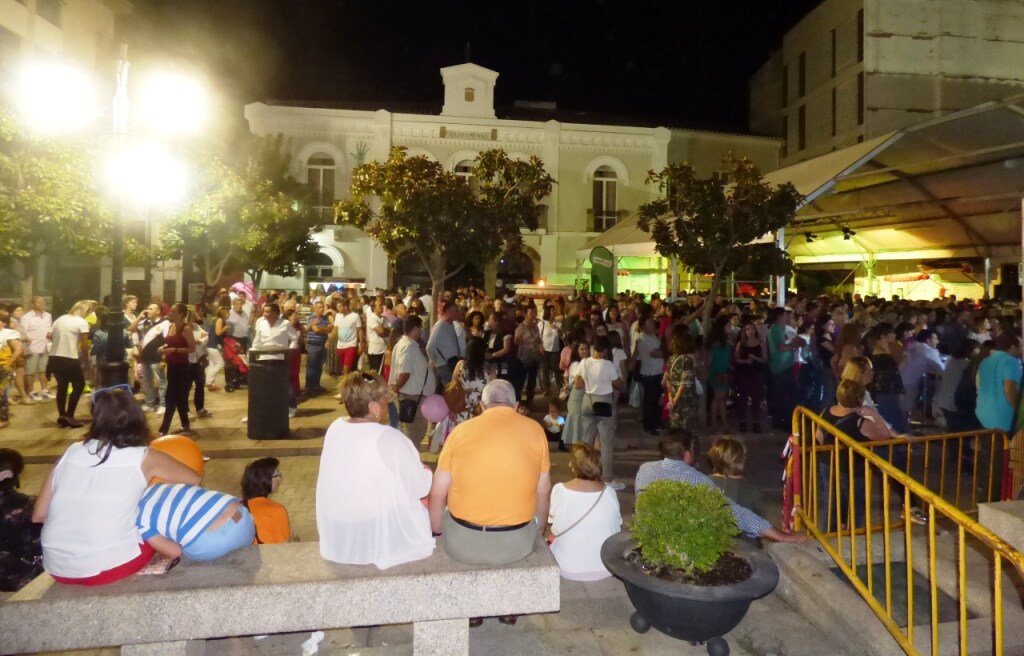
left=91, top=383, right=132, bottom=406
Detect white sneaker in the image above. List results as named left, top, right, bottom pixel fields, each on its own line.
left=334, top=393, right=342, bottom=400
left=288, top=407, right=297, bottom=418
left=607, top=481, right=627, bottom=491
left=197, top=409, right=212, bottom=418
left=156, top=407, right=166, bottom=416
left=241, top=416, right=248, bottom=423
left=29, top=392, right=43, bottom=402
left=40, top=391, right=53, bottom=400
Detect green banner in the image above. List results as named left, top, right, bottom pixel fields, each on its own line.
left=589, top=246, right=615, bottom=295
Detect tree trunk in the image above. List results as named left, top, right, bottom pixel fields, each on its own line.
left=701, top=274, right=722, bottom=337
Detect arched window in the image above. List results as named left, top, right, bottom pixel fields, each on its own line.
left=454, top=159, right=474, bottom=185
left=592, top=165, right=618, bottom=231
left=304, top=251, right=337, bottom=281
left=307, top=153, right=335, bottom=220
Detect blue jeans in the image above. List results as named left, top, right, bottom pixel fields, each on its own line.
left=140, top=361, right=167, bottom=409
left=183, top=506, right=256, bottom=561
left=874, top=392, right=909, bottom=434
left=305, top=343, right=326, bottom=392
left=769, top=370, right=796, bottom=426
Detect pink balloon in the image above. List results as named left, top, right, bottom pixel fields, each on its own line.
left=420, top=394, right=450, bottom=423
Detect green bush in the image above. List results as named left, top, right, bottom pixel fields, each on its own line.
left=631, top=480, right=739, bottom=575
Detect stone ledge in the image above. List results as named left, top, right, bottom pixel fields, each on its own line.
left=1, top=538, right=560, bottom=655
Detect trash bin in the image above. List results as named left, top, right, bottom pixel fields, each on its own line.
left=247, top=349, right=291, bottom=440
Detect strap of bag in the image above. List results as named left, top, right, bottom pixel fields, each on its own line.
left=552, top=487, right=606, bottom=539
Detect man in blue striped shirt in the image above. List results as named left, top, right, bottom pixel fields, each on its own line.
left=137, top=483, right=255, bottom=561
left=635, top=434, right=806, bottom=544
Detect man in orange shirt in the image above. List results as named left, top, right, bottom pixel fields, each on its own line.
left=429, top=379, right=551, bottom=625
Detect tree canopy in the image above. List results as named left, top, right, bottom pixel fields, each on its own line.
left=0, top=110, right=111, bottom=290
left=159, top=135, right=324, bottom=290
left=637, top=156, right=801, bottom=328
left=335, top=146, right=554, bottom=311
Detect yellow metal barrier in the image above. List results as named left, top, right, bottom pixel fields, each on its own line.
left=851, top=428, right=1010, bottom=517
left=784, top=406, right=1024, bottom=656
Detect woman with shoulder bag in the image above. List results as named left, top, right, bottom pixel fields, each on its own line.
left=574, top=336, right=624, bottom=490
left=545, top=443, right=621, bottom=580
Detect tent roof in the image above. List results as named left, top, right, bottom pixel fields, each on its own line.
left=783, top=94, right=1024, bottom=263
left=579, top=94, right=1024, bottom=265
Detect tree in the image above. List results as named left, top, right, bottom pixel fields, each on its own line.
left=335, top=146, right=554, bottom=317
left=159, top=135, right=324, bottom=293
left=0, top=110, right=111, bottom=297
left=637, top=156, right=801, bottom=332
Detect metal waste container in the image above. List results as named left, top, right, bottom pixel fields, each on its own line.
left=247, top=348, right=291, bottom=440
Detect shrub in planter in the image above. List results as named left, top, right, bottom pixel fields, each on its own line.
left=630, top=479, right=739, bottom=577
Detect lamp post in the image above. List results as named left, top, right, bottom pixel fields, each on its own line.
left=99, top=45, right=131, bottom=386
left=17, top=48, right=207, bottom=386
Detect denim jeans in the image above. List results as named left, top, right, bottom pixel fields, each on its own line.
left=769, top=370, right=796, bottom=426
left=305, top=343, right=326, bottom=392
left=140, top=361, right=167, bottom=409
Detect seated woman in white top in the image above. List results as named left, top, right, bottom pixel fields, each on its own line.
left=547, top=443, right=622, bottom=581
left=33, top=387, right=200, bottom=585
left=316, top=371, right=434, bottom=569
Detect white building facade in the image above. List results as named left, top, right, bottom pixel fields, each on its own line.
left=245, top=63, right=781, bottom=295
left=750, top=0, right=1024, bottom=166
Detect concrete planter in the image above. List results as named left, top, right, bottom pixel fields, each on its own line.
left=601, top=531, right=779, bottom=655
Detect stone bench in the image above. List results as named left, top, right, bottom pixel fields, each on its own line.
left=0, top=538, right=561, bottom=656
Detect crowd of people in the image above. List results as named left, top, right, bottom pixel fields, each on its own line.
left=3, top=283, right=1021, bottom=629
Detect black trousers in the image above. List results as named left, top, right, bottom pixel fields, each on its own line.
left=191, top=362, right=206, bottom=412
left=49, top=356, right=84, bottom=419
left=160, top=363, right=193, bottom=433
left=640, top=373, right=663, bottom=431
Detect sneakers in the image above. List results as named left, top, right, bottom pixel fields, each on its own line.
left=40, top=391, right=53, bottom=401
left=156, top=407, right=166, bottom=416
left=241, top=416, right=248, bottom=423
left=197, top=409, right=212, bottom=418
left=288, top=407, right=297, bottom=418
left=607, top=480, right=627, bottom=491
left=905, top=505, right=928, bottom=525
left=29, top=392, right=43, bottom=402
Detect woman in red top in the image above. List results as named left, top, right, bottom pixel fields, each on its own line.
left=158, top=303, right=196, bottom=436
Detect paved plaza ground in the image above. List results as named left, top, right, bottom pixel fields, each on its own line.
left=4, top=372, right=841, bottom=656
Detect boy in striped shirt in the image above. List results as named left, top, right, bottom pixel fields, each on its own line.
left=137, top=484, right=255, bottom=561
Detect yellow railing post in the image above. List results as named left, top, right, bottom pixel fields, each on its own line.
left=788, top=407, right=1024, bottom=656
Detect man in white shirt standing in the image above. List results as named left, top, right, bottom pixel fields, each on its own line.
left=364, top=298, right=389, bottom=374
left=226, top=297, right=251, bottom=351
left=21, top=296, right=52, bottom=401
left=334, top=298, right=363, bottom=376
left=390, top=315, right=435, bottom=447
left=252, top=302, right=300, bottom=417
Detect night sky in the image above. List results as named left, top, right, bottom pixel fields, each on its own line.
left=129, top=0, right=822, bottom=133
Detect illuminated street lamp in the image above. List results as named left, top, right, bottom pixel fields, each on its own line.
left=16, top=46, right=207, bottom=385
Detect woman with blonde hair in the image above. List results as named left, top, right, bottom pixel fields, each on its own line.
left=831, top=323, right=863, bottom=379
left=316, top=371, right=433, bottom=569
left=47, top=301, right=92, bottom=428
left=546, top=443, right=621, bottom=581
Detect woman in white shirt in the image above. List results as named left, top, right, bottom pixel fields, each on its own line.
left=46, top=301, right=92, bottom=428
left=33, top=388, right=199, bottom=585
left=547, top=443, right=622, bottom=581
left=316, top=371, right=434, bottom=569
left=574, top=336, right=625, bottom=490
